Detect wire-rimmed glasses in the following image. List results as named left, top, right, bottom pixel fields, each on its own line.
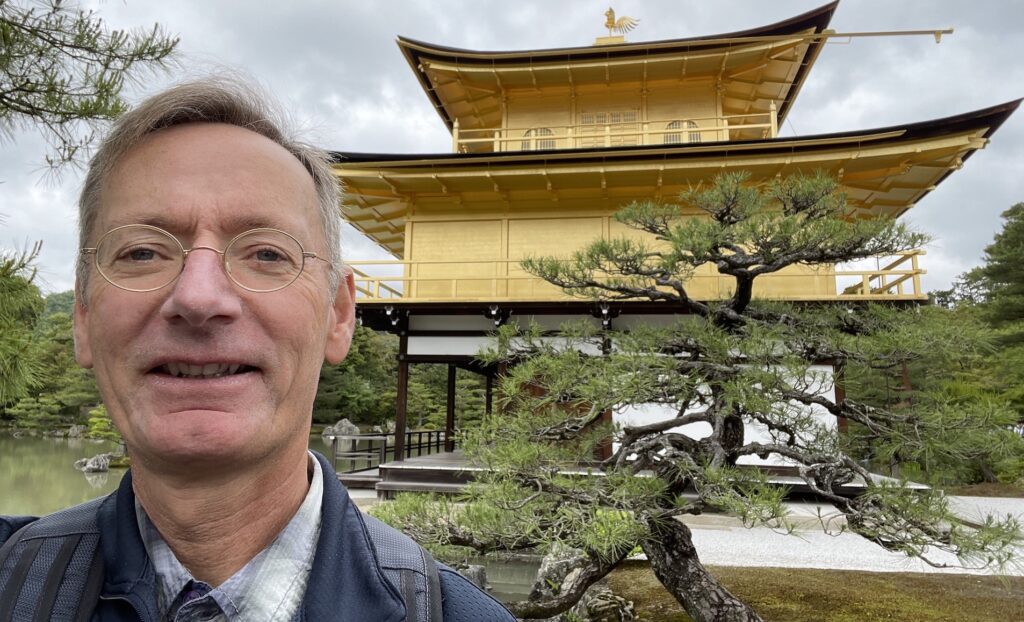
left=81, top=224, right=329, bottom=293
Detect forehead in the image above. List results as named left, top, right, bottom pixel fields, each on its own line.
left=95, top=123, right=321, bottom=238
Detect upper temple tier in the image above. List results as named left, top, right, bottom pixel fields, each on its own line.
left=331, top=2, right=1020, bottom=306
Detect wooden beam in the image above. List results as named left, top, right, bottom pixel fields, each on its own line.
left=445, top=364, right=457, bottom=452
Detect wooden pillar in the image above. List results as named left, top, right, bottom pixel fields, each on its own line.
left=445, top=364, right=457, bottom=452
left=394, top=331, right=409, bottom=462
left=485, top=374, right=494, bottom=417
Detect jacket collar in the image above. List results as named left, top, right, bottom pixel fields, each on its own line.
left=96, top=451, right=406, bottom=621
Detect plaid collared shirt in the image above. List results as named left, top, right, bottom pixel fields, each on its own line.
left=135, top=455, right=324, bottom=622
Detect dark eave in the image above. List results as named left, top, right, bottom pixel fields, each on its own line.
left=397, top=1, right=838, bottom=131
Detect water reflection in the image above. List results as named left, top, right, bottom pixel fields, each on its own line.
left=0, top=433, right=339, bottom=516
left=84, top=470, right=110, bottom=489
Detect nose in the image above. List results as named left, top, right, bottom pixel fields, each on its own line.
left=159, top=247, right=243, bottom=326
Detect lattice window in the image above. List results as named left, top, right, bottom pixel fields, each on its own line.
left=521, top=127, right=556, bottom=151
left=664, top=120, right=701, bottom=145
left=578, top=109, right=640, bottom=147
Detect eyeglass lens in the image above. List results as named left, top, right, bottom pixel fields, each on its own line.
left=94, top=225, right=305, bottom=292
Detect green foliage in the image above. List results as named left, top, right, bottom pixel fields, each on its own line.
left=86, top=404, right=120, bottom=442
left=42, top=289, right=74, bottom=316
left=0, top=244, right=44, bottom=407
left=973, top=203, right=1024, bottom=332
left=5, top=395, right=61, bottom=429
left=1, top=288, right=101, bottom=427
left=928, top=201, right=1024, bottom=483
left=0, top=0, right=178, bottom=168
left=840, top=304, right=1024, bottom=486
left=313, top=326, right=397, bottom=426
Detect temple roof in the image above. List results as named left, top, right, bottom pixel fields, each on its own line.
left=333, top=99, right=1021, bottom=257
left=398, top=2, right=838, bottom=139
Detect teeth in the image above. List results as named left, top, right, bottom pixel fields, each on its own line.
left=161, top=362, right=243, bottom=378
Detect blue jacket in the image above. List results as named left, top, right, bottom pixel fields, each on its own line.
left=0, top=452, right=516, bottom=621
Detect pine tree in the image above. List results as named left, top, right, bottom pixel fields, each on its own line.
left=376, top=172, right=1021, bottom=622
left=0, top=0, right=178, bottom=168
left=0, top=243, right=44, bottom=408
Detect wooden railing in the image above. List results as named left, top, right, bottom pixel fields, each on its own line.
left=838, top=251, right=925, bottom=299
left=347, top=251, right=926, bottom=303
left=452, top=105, right=778, bottom=153
left=328, top=429, right=450, bottom=474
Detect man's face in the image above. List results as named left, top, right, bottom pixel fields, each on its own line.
left=74, top=123, right=355, bottom=474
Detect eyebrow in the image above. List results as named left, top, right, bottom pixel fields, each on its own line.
left=103, top=214, right=288, bottom=236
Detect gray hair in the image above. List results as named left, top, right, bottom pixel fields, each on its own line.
left=77, top=76, right=343, bottom=294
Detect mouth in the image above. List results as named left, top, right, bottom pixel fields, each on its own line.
left=151, top=362, right=259, bottom=379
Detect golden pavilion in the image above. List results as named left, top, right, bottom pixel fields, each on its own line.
left=328, top=2, right=1020, bottom=487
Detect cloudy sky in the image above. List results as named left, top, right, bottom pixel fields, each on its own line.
left=1, top=0, right=1021, bottom=295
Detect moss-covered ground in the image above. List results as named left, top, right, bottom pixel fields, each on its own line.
left=947, top=482, right=1024, bottom=498
left=607, top=564, right=1024, bottom=621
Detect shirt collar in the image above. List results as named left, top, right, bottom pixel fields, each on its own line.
left=134, top=453, right=324, bottom=621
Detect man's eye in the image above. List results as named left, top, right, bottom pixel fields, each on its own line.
left=121, top=246, right=158, bottom=261
left=254, top=248, right=284, bottom=262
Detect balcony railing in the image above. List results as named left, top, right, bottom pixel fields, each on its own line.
left=348, top=250, right=926, bottom=303
left=452, top=105, right=778, bottom=153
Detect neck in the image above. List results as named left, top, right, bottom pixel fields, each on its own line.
left=132, top=448, right=311, bottom=586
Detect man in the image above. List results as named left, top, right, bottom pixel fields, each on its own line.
left=0, top=78, right=515, bottom=621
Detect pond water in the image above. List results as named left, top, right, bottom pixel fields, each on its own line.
left=0, top=433, right=337, bottom=516
left=0, top=433, right=122, bottom=516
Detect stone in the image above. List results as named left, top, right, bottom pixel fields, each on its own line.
left=528, top=543, right=586, bottom=602
left=322, top=418, right=361, bottom=438
left=67, top=424, right=87, bottom=438
left=568, top=581, right=635, bottom=622
left=528, top=547, right=636, bottom=622
left=74, top=453, right=111, bottom=473
left=459, top=564, right=489, bottom=590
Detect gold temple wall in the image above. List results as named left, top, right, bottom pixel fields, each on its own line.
left=404, top=202, right=836, bottom=302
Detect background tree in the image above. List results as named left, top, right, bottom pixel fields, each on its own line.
left=314, top=326, right=398, bottom=427
left=0, top=0, right=178, bottom=168
left=2, top=288, right=101, bottom=428
left=0, top=242, right=44, bottom=408
left=840, top=303, right=1024, bottom=486
left=970, top=203, right=1024, bottom=333
left=376, top=172, right=1021, bottom=622
left=935, top=203, right=1024, bottom=425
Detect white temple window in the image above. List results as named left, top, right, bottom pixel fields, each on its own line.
left=664, top=120, right=701, bottom=144
left=521, top=128, right=556, bottom=151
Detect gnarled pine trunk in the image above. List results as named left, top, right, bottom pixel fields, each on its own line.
left=641, top=517, right=763, bottom=622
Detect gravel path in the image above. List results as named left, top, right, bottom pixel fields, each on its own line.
left=681, top=496, right=1024, bottom=575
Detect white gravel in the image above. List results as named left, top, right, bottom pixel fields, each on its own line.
left=679, top=496, right=1024, bottom=576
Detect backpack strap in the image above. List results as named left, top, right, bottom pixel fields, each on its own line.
left=362, top=514, right=444, bottom=622
left=0, top=498, right=105, bottom=622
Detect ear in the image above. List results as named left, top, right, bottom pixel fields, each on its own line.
left=73, top=282, right=94, bottom=369
left=324, top=267, right=356, bottom=364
